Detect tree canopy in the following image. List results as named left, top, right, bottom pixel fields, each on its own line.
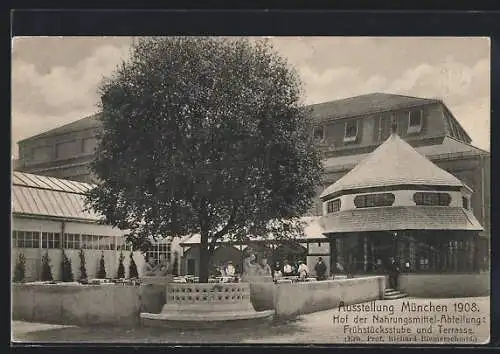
left=86, top=37, right=323, bottom=282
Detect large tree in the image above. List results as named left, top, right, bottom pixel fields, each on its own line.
left=86, top=37, right=322, bottom=282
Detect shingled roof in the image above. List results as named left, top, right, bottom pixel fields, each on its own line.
left=320, top=132, right=464, bottom=199
left=321, top=206, right=483, bottom=233
left=309, top=92, right=440, bottom=123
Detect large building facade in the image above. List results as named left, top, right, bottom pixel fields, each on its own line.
left=14, top=93, right=490, bottom=277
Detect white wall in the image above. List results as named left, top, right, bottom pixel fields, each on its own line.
left=324, top=189, right=466, bottom=214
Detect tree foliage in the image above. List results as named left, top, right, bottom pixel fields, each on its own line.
left=61, top=250, right=74, bottom=282
left=41, top=251, right=53, bottom=281
left=97, top=252, right=107, bottom=279
left=129, top=252, right=139, bottom=279
left=86, top=37, right=323, bottom=282
left=117, top=251, right=126, bottom=279
left=78, top=249, right=88, bottom=281
left=14, top=252, right=26, bottom=282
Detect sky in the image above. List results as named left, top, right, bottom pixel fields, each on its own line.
left=11, top=36, right=490, bottom=158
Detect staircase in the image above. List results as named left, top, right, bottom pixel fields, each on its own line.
left=384, top=288, right=408, bottom=300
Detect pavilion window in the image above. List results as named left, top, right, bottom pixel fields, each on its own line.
left=344, top=121, right=358, bottom=143
left=462, top=196, right=469, bottom=210
left=413, top=192, right=451, bottom=206
left=326, top=198, right=341, bottom=213
left=354, top=193, right=395, bottom=208
left=407, top=110, right=423, bottom=134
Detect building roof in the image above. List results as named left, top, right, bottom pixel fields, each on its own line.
left=179, top=216, right=327, bottom=246
left=309, top=93, right=439, bottom=123
left=12, top=171, right=100, bottom=221
left=321, top=206, right=483, bottom=233
left=322, top=136, right=489, bottom=171
left=320, top=133, right=465, bottom=199
left=18, top=113, right=102, bottom=143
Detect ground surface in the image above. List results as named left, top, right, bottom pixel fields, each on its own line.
left=12, top=296, right=490, bottom=344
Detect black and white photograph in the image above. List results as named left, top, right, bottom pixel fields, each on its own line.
left=11, top=36, right=490, bottom=344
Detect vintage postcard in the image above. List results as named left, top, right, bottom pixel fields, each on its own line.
left=11, top=36, right=490, bottom=345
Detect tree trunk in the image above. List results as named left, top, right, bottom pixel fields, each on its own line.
left=199, top=227, right=210, bottom=283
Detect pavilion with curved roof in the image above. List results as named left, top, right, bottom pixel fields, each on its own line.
left=320, top=129, right=486, bottom=276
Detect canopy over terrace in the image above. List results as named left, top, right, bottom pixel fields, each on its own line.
left=179, top=216, right=327, bottom=250
left=320, top=132, right=486, bottom=274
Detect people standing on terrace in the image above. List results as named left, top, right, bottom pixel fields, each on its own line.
left=314, top=257, right=327, bottom=281
left=282, top=260, right=293, bottom=277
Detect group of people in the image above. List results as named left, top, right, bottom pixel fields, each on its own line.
left=242, top=253, right=273, bottom=278
left=212, top=261, right=237, bottom=278
left=271, top=257, right=331, bottom=281
left=142, top=254, right=171, bottom=277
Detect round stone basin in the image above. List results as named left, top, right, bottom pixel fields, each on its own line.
left=140, top=282, right=274, bottom=327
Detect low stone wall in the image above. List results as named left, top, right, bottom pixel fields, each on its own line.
left=249, top=276, right=385, bottom=319
left=273, top=276, right=385, bottom=319
left=12, top=282, right=166, bottom=327
left=399, top=272, right=490, bottom=298
left=13, top=276, right=386, bottom=326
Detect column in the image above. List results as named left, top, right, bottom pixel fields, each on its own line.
left=330, top=238, right=337, bottom=276
left=363, top=234, right=368, bottom=273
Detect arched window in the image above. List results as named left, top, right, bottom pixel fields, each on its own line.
left=326, top=199, right=341, bottom=213
left=413, top=192, right=451, bottom=206
left=354, top=193, right=395, bottom=208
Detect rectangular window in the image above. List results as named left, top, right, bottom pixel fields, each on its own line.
left=407, top=110, right=423, bottom=134
left=32, top=146, right=53, bottom=163
left=462, top=196, right=469, bottom=210
left=82, top=138, right=98, bottom=154
left=63, top=233, right=81, bottom=249
left=12, top=230, right=18, bottom=248
left=42, top=232, right=61, bottom=249
left=326, top=199, right=341, bottom=213
left=56, top=140, right=80, bottom=159
left=344, top=121, right=358, bottom=143
left=313, top=126, right=325, bottom=142
left=18, top=231, right=40, bottom=248
left=110, top=237, right=116, bottom=251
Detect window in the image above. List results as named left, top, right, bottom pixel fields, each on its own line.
left=326, top=199, right=341, bottom=213
left=12, top=231, right=40, bottom=248
left=56, top=140, right=80, bottom=159
left=146, top=242, right=173, bottom=264
left=116, top=237, right=132, bottom=251
left=419, top=258, right=429, bottom=270
left=313, top=126, right=325, bottom=142
left=462, top=196, right=469, bottom=210
left=82, top=138, right=98, bottom=154
left=407, top=110, right=423, bottom=134
left=63, top=233, right=80, bottom=249
left=413, top=192, right=451, bottom=206
left=81, top=234, right=93, bottom=249
left=354, top=193, right=395, bottom=208
left=42, top=232, right=61, bottom=249
left=344, top=121, right=358, bottom=143
left=32, top=146, right=53, bottom=163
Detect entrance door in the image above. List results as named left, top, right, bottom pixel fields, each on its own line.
left=187, top=259, right=196, bottom=276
